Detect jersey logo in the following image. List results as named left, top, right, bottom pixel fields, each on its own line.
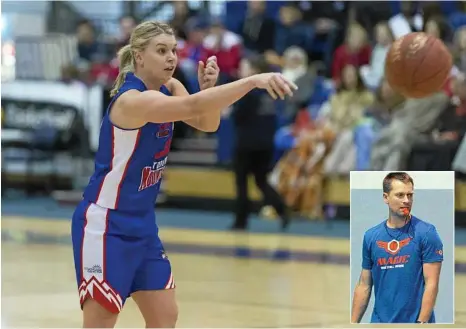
left=157, top=123, right=171, bottom=138
left=154, top=123, right=173, bottom=159
left=376, top=237, right=411, bottom=255
left=139, top=157, right=167, bottom=191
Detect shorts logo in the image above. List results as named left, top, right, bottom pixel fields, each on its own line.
left=376, top=237, right=411, bottom=255
left=84, top=265, right=102, bottom=274
left=437, top=250, right=443, bottom=256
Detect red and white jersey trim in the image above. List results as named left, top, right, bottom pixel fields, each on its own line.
left=95, top=127, right=141, bottom=209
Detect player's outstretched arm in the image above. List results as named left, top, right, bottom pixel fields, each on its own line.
left=351, top=269, right=373, bottom=323
left=167, top=77, right=220, bottom=132
left=116, top=73, right=297, bottom=125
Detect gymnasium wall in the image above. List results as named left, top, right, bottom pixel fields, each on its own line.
left=161, top=166, right=466, bottom=225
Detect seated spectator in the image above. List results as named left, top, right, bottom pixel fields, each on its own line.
left=388, top=1, right=423, bottom=39
left=453, top=27, right=466, bottom=73
left=115, top=15, right=137, bottom=51
left=453, top=134, right=466, bottom=175
left=270, top=109, right=335, bottom=218
left=423, top=15, right=451, bottom=41
left=281, top=46, right=316, bottom=121
left=297, top=0, right=346, bottom=65
left=408, top=73, right=466, bottom=171
left=170, top=1, right=199, bottom=40
left=371, top=91, right=449, bottom=171
left=299, top=1, right=348, bottom=34
left=89, top=54, right=119, bottom=88
left=203, top=18, right=242, bottom=83
left=352, top=2, right=393, bottom=34
left=61, top=64, right=86, bottom=87
left=76, top=20, right=102, bottom=65
left=317, top=64, right=375, bottom=173
left=360, top=22, right=394, bottom=90
left=265, top=4, right=313, bottom=67
left=239, top=0, right=276, bottom=55
left=177, top=18, right=209, bottom=91
left=353, top=79, right=402, bottom=170
left=331, top=23, right=371, bottom=84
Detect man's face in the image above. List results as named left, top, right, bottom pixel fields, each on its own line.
left=383, top=180, right=414, bottom=217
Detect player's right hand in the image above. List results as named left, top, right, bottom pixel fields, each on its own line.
left=250, top=73, right=298, bottom=100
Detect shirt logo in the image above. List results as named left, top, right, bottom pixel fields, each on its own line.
left=376, top=237, right=412, bottom=270
left=376, top=237, right=411, bottom=255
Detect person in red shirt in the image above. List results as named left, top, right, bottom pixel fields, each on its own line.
left=203, top=18, right=242, bottom=83
left=332, top=23, right=371, bottom=84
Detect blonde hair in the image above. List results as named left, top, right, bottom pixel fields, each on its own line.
left=110, top=21, right=174, bottom=97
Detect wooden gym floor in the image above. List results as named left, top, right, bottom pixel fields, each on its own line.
left=2, top=214, right=466, bottom=328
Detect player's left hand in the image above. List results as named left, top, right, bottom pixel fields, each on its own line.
left=198, top=56, right=219, bottom=90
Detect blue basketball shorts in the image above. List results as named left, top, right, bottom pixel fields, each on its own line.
left=71, top=200, right=175, bottom=314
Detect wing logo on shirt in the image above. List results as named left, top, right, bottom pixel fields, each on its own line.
left=376, top=237, right=411, bottom=255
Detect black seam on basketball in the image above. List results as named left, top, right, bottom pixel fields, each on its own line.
left=409, top=38, right=434, bottom=89
left=412, top=66, right=450, bottom=92
left=412, top=63, right=449, bottom=85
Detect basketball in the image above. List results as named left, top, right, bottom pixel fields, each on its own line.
left=384, top=32, right=452, bottom=99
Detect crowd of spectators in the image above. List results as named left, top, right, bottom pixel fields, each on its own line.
left=62, top=0, right=466, bottom=218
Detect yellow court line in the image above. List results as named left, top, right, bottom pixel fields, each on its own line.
left=1, top=216, right=348, bottom=255
left=2, top=216, right=466, bottom=262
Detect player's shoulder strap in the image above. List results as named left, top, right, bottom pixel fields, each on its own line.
left=106, top=73, right=148, bottom=116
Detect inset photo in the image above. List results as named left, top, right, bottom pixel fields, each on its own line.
left=349, top=171, right=455, bottom=324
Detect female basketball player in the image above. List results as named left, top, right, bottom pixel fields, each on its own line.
left=71, top=21, right=297, bottom=328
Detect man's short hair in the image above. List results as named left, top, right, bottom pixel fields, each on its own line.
left=383, top=172, right=414, bottom=193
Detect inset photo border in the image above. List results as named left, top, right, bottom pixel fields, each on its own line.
left=349, top=171, right=455, bottom=324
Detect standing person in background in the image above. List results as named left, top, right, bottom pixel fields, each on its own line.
left=231, top=55, right=290, bottom=231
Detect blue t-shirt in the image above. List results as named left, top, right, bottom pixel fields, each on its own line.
left=362, top=216, right=443, bottom=323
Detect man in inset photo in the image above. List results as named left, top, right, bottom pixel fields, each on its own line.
left=351, top=172, right=443, bottom=324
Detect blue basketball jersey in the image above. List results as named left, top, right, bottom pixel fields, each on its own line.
left=362, top=216, right=443, bottom=323
left=83, top=73, right=173, bottom=213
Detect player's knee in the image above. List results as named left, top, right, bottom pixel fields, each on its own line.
left=165, top=302, right=179, bottom=327
left=82, top=298, right=119, bottom=328
left=146, top=302, right=178, bottom=328
left=146, top=307, right=178, bottom=328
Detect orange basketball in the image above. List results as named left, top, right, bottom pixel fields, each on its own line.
left=384, top=32, right=452, bottom=98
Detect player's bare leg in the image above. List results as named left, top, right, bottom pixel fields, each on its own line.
left=82, top=299, right=119, bottom=328
left=132, top=289, right=178, bottom=328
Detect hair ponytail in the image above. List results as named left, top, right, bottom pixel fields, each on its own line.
left=110, top=44, right=134, bottom=97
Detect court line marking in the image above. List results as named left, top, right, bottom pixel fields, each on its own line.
left=3, top=229, right=466, bottom=274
